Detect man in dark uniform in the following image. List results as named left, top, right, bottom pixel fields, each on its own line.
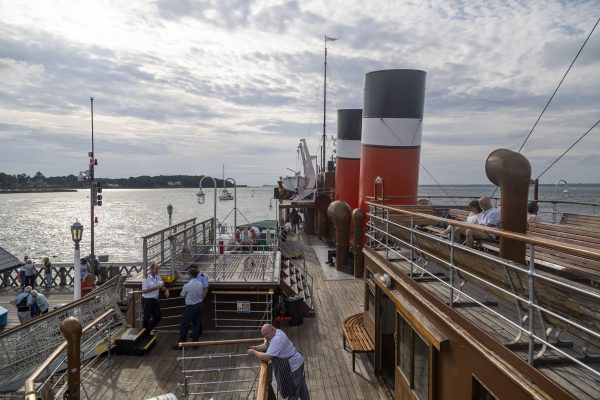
left=173, top=267, right=207, bottom=350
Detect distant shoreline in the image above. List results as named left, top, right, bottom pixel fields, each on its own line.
left=0, top=188, right=78, bottom=194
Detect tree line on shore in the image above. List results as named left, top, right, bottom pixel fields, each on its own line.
left=0, top=172, right=242, bottom=189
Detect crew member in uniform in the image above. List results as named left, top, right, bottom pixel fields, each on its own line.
left=141, top=263, right=170, bottom=335
left=173, top=267, right=208, bottom=350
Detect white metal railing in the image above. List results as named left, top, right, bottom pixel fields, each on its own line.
left=366, top=203, right=600, bottom=379
left=176, top=338, right=265, bottom=398
left=212, top=290, right=273, bottom=329
left=23, top=309, right=120, bottom=400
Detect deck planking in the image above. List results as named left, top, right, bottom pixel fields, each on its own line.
left=81, top=232, right=391, bottom=399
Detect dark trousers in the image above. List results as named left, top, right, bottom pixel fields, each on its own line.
left=25, top=274, right=35, bottom=287
left=291, top=363, right=310, bottom=400
left=327, top=250, right=336, bottom=265
left=142, top=297, right=161, bottom=333
left=178, top=302, right=203, bottom=343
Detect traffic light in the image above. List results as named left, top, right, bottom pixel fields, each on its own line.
left=97, top=182, right=103, bottom=206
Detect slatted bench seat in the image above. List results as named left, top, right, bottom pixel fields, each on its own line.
left=342, top=313, right=374, bottom=372
left=480, top=222, right=600, bottom=284
left=560, top=213, right=600, bottom=230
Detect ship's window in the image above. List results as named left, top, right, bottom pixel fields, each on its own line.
left=397, top=312, right=431, bottom=400
left=472, top=377, right=496, bottom=400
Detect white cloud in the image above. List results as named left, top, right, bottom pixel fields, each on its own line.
left=0, top=0, right=598, bottom=185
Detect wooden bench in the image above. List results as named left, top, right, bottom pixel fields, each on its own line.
left=560, top=213, right=600, bottom=230
left=342, top=313, right=374, bottom=372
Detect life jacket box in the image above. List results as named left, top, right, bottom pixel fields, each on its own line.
left=0, top=306, right=7, bottom=328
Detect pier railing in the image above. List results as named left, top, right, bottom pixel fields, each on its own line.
left=23, top=309, right=118, bottom=400
left=175, top=337, right=267, bottom=398
left=0, top=276, right=125, bottom=393
left=0, top=262, right=142, bottom=288
left=365, top=202, right=600, bottom=381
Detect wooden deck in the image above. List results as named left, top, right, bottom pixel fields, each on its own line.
left=80, top=233, right=391, bottom=399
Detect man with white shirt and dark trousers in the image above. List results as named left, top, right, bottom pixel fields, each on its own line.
left=465, top=196, right=501, bottom=247
left=173, top=267, right=208, bottom=350
left=141, top=263, right=170, bottom=335
left=248, top=324, right=310, bottom=400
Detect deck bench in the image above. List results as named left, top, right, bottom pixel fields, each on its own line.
left=560, top=213, right=600, bottom=230
left=342, top=313, right=374, bottom=372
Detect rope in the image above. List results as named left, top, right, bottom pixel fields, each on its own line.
left=517, top=16, right=600, bottom=153
left=380, top=118, right=459, bottom=205
left=536, top=119, right=600, bottom=179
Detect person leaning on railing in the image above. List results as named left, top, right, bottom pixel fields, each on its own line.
left=248, top=324, right=310, bottom=400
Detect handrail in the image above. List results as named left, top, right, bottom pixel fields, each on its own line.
left=256, top=361, right=270, bottom=400
left=180, top=337, right=264, bottom=348
left=366, top=195, right=600, bottom=209
left=23, top=309, right=115, bottom=400
left=141, top=217, right=197, bottom=239
left=211, top=290, right=274, bottom=295
left=367, top=202, right=600, bottom=262
left=0, top=275, right=120, bottom=339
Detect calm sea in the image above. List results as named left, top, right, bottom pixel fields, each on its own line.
left=1, top=185, right=598, bottom=263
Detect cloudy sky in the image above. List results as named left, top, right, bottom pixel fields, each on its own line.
left=0, top=0, right=599, bottom=186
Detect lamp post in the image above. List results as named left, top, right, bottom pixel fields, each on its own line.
left=269, top=197, right=279, bottom=226
left=167, top=204, right=173, bottom=226
left=225, top=178, right=237, bottom=235
left=197, top=176, right=218, bottom=278
left=71, top=221, right=84, bottom=300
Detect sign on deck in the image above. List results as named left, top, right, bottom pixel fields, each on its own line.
left=236, top=302, right=251, bottom=313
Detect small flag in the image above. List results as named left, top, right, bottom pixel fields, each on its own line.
left=325, top=35, right=338, bottom=42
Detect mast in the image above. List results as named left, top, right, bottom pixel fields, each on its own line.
left=90, top=97, right=95, bottom=257
left=322, top=35, right=327, bottom=174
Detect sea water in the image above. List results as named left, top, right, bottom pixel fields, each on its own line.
left=0, top=185, right=598, bottom=263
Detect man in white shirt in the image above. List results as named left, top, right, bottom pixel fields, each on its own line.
left=141, top=263, right=170, bottom=335
left=248, top=324, right=309, bottom=400
left=465, top=196, right=500, bottom=247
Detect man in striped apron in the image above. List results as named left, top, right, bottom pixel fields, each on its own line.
left=248, top=324, right=310, bottom=400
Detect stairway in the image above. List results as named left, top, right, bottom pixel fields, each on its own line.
left=114, top=327, right=157, bottom=356
left=279, top=258, right=314, bottom=317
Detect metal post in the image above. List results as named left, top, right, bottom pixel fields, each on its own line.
left=552, top=203, right=558, bottom=223
left=409, top=215, right=414, bottom=278
left=385, top=209, right=389, bottom=260
left=167, top=204, right=173, bottom=227
left=90, top=97, right=95, bottom=258
left=142, top=239, right=148, bottom=279
left=61, top=317, right=82, bottom=400
left=449, top=227, right=455, bottom=308
left=74, top=243, right=81, bottom=301
left=528, top=244, right=536, bottom=364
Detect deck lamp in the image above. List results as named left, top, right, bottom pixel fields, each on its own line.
left=167, top=204, right=173, bottom=227
left=197, top=176, right=218, bottom=278
left=70, top=221, right=84, bottom=301
left=196, top=188, right=206, bottom=205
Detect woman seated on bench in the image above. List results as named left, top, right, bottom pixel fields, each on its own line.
left=465, top=197, right=500, bottom=247
left=439, top=199, right=482, bottom=243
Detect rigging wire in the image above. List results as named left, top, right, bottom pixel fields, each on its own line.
left=380, top=119, right=459, bottom=205
left=517, top=16, right=600, bottom=154
left=536, top=119, right=600, bottom=180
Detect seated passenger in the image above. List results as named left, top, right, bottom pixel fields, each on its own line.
left=465, top=196, right=500, bottom=247
left=527, top=201, right=539, bottom=222
left=439, top=200, right=482, bottom=242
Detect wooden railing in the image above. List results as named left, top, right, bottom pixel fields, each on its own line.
left=23, top=309, right=116, bottom=400
left=256, top=361, right=270, bottom=400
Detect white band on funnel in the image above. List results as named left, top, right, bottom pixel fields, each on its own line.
left=336, top=139, right=361, bottom=159
left=361, top=117, right=422, bottom=148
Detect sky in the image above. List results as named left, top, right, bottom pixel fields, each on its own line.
left=0, top=0, right=599, bottom=186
